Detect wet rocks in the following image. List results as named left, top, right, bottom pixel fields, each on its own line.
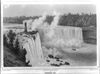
left=65, top=62, right=70, bottom=65
left=47, top=54, right=70, bottom=67
left=46, top=60, right=50, bottom=62
left=48, top=54, right=54, bottom=59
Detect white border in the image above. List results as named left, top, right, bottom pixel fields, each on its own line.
left=1, top=0, right=100, bottom=71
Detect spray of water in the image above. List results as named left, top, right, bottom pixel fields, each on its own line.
left=31, top=13, right=47, bottom=31
left=47, top=11, right=60, bottom=38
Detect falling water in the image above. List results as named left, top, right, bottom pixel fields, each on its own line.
left=23, top=33, right=44, bottom=66
left=53, top=26, right=83, bottom=48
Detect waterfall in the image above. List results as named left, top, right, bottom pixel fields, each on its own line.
left=38, top=26, right=83, bottom=48
left=23, top=33, right=44, bottom=66
left=54, top=26, right=83, bottom=48
left=35, top=33, right=44, bottom=62
left=55, top=26, right=83, bottom=41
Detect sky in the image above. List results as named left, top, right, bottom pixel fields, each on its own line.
left=3, top=4, right=96, bottom=17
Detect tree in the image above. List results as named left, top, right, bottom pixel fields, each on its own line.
left=14, top=38, right=20, bottom=55
left=7, top=30, right=16, bottom=50
left=44, top=15, right=54, bottom=24
left=3, top=34, right=8, bottom=46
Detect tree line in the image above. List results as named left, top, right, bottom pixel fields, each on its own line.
left=58, top=13, right=96, bottom=28
left=3, top=13, right=96, bottom=28
left=3, top=16, right=40, bottom=24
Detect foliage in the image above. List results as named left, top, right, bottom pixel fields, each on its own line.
left=58, top=13, right=96, bottom=28
left=4, top=30, right=28, bottom=66
left=4, top=46, right=28, bottom=67
left=44, top=15, right=54, bottom=24
left=3, top=16, right=40, bottom=24
left=7, top=30, right=16, bottom=50
left=4, top=30, right=21, bottom=55
left=14, top=38, right=20, bottom=55
left=3, top=34, right=8, bottom=46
